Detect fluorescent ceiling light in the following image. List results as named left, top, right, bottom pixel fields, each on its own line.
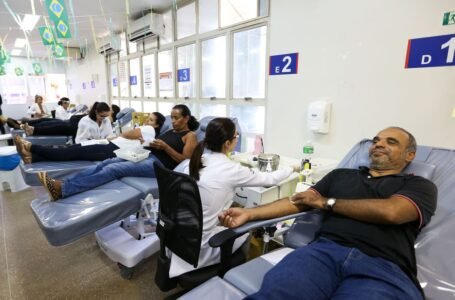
left=14, top=38, right=27, bottom=48
left=20, top=14, right=40, bottom=31
left=11, top=49, right=22, bottom=56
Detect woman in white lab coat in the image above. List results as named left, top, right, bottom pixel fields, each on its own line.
left=27, top=95, right=49, bottom=118
left=75, top=102, right=114, bottom=143
left=168, top=117, right=294, bottom=278
left=55, top=97, right=71, bottom=120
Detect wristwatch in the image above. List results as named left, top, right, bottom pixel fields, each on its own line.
left=326, top=198, right=337, bottom=211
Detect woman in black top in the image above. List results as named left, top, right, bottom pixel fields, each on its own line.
left=37, top=105, right=199, bottom=201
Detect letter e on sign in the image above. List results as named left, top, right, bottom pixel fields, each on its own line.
left=270, top=53, right=299, bottom=75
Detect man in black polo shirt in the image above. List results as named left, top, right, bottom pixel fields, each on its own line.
left=219, top=127, right=437, bottom=299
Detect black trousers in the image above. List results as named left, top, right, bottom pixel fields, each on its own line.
left=31, top=142, right=119, bottom=162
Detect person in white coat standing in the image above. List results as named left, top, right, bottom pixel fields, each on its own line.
left=168, top=117, right=295, bottom=277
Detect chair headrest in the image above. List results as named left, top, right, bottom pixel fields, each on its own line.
left=338, top=139, right=436, bottom=180
left=117, top=108, right=135, bottom=126
left=403, top=161, right=436, bottom=180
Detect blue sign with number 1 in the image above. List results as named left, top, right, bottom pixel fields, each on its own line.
left=270, top=53, right=299, bottom=75
left=405, top=33, right=455, bottom=68
left=178, top=68, right=190, bottom=82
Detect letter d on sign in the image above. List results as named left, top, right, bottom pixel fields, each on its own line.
left=421, top=54, right=432, bottom=64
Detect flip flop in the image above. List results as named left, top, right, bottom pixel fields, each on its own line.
left=38, top=172, right=61, bottom=201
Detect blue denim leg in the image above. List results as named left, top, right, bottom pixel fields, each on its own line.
left=246, top=238, right=347, bottom=300
left=332, top=249, right=423, bottom=300
left=246, top=238, right=422, bottom=300
left=61, top=155, right=162, bottom=197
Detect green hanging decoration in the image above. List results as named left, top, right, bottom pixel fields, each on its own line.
left=33, top=63, right=43, bottom=75
left=39, top=26, right=56, bottom=45
left=14, top=66, right=24, bottom=76
left=52, top=43, right=67, bottom=58
left=45, top=0, right=72, bottom=38
left=0, top=48, right=10, bottom=65
left=0, top=65, right=6, bottom=76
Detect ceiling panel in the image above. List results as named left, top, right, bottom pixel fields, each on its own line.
left=0, top=0, right=173, bottom=58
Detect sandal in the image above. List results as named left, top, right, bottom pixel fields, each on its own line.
left=24, top=123, right=34, bottom=136
left=38, top=172, right=62, bottom=201
left=14, top=136, right=32, bottom=164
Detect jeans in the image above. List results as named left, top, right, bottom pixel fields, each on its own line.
left=246, top=238, right=422, bottom=300
left=61, top=155, right=162, bottom=197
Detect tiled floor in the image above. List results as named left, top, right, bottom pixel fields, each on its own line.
left=0, top=186, right=176, bottom=299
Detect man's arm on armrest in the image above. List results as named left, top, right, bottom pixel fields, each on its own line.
left=219, top=193, right=312, bottom=229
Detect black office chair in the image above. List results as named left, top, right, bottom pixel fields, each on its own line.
left=153, top=162, right=246, bottom=295
left=69, top=114, right=86, bottom=143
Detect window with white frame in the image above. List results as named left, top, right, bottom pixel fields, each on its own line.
left=199, top=0, right=218, bottom=34
left=233, top=25, right=267, bottom=99
left=220, top=0, right=258, bottom=27
left=129, top=58, right=141, bottom=97
left=177, top=2, right=196, bottom=39
left=199, top=103, right=226, bottom=118
left=201, top=36, right=226, bottom=98
left=105, top=2, right=271, bottom=152
left=143, top=101, right=156, bottom=113
left=110, top=63, right=119, bottom=97
left=158, top=50, right=174, bottom=98
left=142, top=54, right=156, bottom=98
left=177, top=43, right=196, bottom=98
left=119, top=60, right=129, bottom=97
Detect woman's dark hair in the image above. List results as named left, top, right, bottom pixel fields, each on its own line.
left=88, top=102, right=111, bottom=121
left=173, top=104, right=199, bottom=131
left=152, top=111, right=165, bottom=136
left=189, top=118, right=236, bottom=180
left=58, top=97, right=70, bottom=106
left=111, top=104, right=120, bottom=123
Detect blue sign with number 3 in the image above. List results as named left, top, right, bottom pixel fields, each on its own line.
left=178, top=68, right=190, bottom=82
left=270, top=53, right=299, bottom=75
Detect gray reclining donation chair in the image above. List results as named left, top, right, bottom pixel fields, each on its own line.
left=179, top=139, right=454, bottom=300
left=153, top=162, right=247, bottom=296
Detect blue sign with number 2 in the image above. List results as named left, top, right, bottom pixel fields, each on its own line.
left=178, top=68, right=190, bottom=82
left=270, top=53, right=299, bottom=75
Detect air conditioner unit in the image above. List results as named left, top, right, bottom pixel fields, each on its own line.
left=128, top=13, right=164, bottom=42
left=98, top=35, right=121, bottom=56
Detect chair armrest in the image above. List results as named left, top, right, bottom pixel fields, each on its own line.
left=209, top=211, right=310, bottom=248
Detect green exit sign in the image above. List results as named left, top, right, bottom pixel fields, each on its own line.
left=443, top=11, right=455, bottom=26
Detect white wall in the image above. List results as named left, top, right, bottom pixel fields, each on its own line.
left=1, top=57, right=66, bottom=119
left=266, top=0, right=455, bottom=160
left=65, top=49, right=108, bottom=107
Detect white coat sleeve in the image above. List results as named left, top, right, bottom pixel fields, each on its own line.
left=75, top=118, right=93, bottom=143
left=228, top=161, right=293, bottom=187
left=99, top=119, right=114, bottom=139
left=27, top=103, right=37, bottom=115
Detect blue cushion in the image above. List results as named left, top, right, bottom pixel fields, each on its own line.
left=0, top=153, right=20, bottom=170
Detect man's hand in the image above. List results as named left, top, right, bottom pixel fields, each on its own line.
left=290, top=190, right=327, bottom=210
left=218, top=207, right=250, bottom=228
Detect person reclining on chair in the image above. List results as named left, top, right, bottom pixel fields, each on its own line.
left=168, top=118, right=295, bottom=278
left=14, top=112, right=165, bottom=164
left=36, top=104, right=198, bottom=202
left=219, top=127, right=437, bottom=300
